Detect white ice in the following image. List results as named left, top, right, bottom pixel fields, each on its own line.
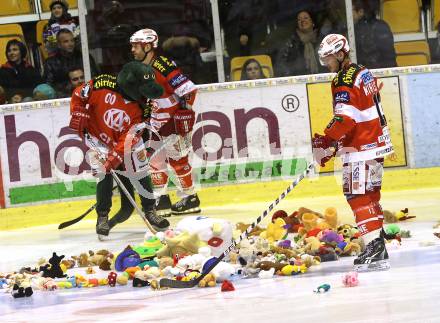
left=1, top=216, right=439, bottom=323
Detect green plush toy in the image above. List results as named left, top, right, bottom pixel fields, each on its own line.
left=117, top=61, right=163, bottom=102
left=385, top=224, right=401, bottom=235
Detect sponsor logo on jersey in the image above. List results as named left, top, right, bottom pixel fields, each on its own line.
left=352, top=163, right=360, bottom=190
left=343, top=66, right=357, bottom=84
left=360, top=71, right=374, bottom=84
left=375, top=146, right=393, bottom=156
left=335, top=91, right=350, bottom=103
left=103, top=108, right=131, bottom=131
left=360, top=142, right=378, bottom=150
left=378, top=133, right=390, bottom=143
left=94, top=74, right=117, bottom=90
left=152, top=56, right=175, bottom=76
left=169, top=74, right=188, bottom=88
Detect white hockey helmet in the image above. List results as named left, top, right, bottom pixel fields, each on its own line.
left=130, top=28, right=159, bottom=48
left=318, top=34, right=350, bottom=65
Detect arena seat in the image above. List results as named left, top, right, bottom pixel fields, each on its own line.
left=0, top=24, right=26, bottom=65
left=382, top=0, right=422, bottom=33
left=230, top=55, right=273, bottom=81
left=36, top=20, right=50, bottom=60
left=394, top=40, right=431, bottom=66
left=41, top=0, right=77, bottom=11
left=0, top=0, right=33, bottom=16
left=433, top=0, right=440, bottom=30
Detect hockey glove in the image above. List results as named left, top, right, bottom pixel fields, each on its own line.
left=103, top=151, right=123, bottom=173
left=312, top=133, right=335, bottom=167
left=69, top=106, right=90, bottom=138
left=174, top=109, right=195, bottom=137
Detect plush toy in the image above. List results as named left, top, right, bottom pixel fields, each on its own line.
left=342, top=271, right=359, bottom=287
left=175, top=216, right=233, bottom=257
left=280, top=264, right=307, bottom=275
left=158, top=256, right=174, bottom=270
left=73, top=253, right=90, bottom=267
left=270, top=245, right=297, bottom=258
left=133, top=271, right=151, bottom=287
left=115, top=246, right=141, bottom=272
left=258, top=267, right=275, bottom=279
left=116, top=275, right=128, bottom=286
left=202, top=258, right=235, bottom=282
left=86, top=266, right=95, bottom=275
left=99, top=257, right=112, bottom=271
left=11, top=283, right=33, bottom=298
left=198, top=273, right=216, bottom=287
left=320, top=230, right=344, bottom=245
left=342, top=241, right=361, bottom=256
left=42, top=252, right=67, bottom=278
left=314, top=284, right=331, bottom=293
left=134, top=237, right=164, bottom=258
left=156, top=232, right=203, bottom=258
left=303, top=236, right=321, bottom=254
left=257, top=261, right=286, bottom=272
left=124, top=266, right=141, bottom=279
left=260, top=218, right=288, bottom=242
left=61, top=259, right=76, bottom=269
left=221, top=280, right=235, bottom=292
left=384, top=208, right=415, bottom=223
left=108, top=272, right=117, bottom=287
left=236, top=222, right=265, bottom=236
left=323, top=207, right=338, bottom=229
left=301, top=213, right=318, bottom=231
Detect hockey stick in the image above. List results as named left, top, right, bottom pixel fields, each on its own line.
left=85, top=132, right=164, bottom=234
left=58, top=132, right=174, bottom=230
left=158, top=162, right=315, bottom=288
left=58, top=186, right=117, bottom=229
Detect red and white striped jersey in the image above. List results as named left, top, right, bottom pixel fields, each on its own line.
left=324, top=63, right=394, bottom=162
left=149, top=55, right=197, bottom=136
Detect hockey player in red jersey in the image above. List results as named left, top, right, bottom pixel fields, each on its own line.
left=313, top=34, right=394, bottom=271
left=129, top=28, right=200, bottom=217
left=69, top=61, right=170, bottom=237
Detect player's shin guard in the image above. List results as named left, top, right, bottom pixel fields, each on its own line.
left=348, top=197, right=389, bottom=271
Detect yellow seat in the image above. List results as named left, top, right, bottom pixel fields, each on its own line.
left=382, top=0, right=422, bottom=33
left=394, top=41, right=431, bottom=66
left=0, top=0, right=33, bottom=16
left=230, top=55, right=273, bottom=81
left=433, top=0, right=440, bottom=30
left=0, top=24, right=26, bottom=65
left=41, top=0, right=77, bottom=12
left=36, top=20, right=50, bottom=60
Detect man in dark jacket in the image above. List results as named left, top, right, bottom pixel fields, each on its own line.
left=353, top=0, right=397, bottom=68
left=44, top=29, right=98, bottom=97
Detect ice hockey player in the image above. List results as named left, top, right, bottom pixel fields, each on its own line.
left=313, top=34, right=394, bottom=271
left=129, top=28, right=200, bottom=217
left=69, top=61, right=170, bottom=237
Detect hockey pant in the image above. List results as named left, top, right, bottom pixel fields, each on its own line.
left=149, top=133, right=194, bottom=197
left=96, top=172, right=156, bottom=223
left=343, top=158, right=384, bottom=236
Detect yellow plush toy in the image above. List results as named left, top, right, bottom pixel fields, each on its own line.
left=156, top=232, right=203, bottom=258
left=260, top=218, right=288, bottom=242
left=198, top=273, right=216, bottom=287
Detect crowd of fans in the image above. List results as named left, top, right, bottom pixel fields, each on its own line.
left=2, top=0, right=439, bottom=105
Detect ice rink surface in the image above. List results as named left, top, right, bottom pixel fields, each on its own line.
left=1, top=187, right=440, bottom=323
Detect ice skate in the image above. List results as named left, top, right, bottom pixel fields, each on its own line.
left=96, top=212, right=110, bottom=241
left=171, top=194, right=201, bottom=215
left=155, top=194, right=172, bottom=217
left=144, top=208, right=170, bottom=232
left=354, top=237, right=390, bottom=272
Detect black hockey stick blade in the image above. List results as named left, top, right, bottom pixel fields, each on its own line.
left=159, top=253, right=227, bottom=288
left=58, top=186, right=117, bottom=229
left=58, top=204, right=96, bottom=229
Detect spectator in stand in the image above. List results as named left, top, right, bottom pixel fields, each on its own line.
left=43, top=0, right=80, bottom=57
left=162, top=30, right=204, bottom=84
left=0, top=86, right=6, bottom=105
left=33, top=83, right=57, bottom=101
left=275, top=10, right=324, bottom=76
left=0, top=39, right=42, bottom=100
left=352, top=0, right=396, bottom=68
left=44, top=29, right=98, bottom=98
left=9, top=92, right=24, bottom=104
left=240, top=58, right=267, bottom=80
left=67, top=67, right=85, bottom=93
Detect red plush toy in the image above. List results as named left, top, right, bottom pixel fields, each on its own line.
left=108, top=272, right=117, bottom=287
left=221, top=280, right=235, bottom=292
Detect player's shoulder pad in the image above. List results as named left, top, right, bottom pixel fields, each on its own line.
left=333, top=63, right=363, bottom=88
left=92, top=74, right=118, bottom=91
left=151, top=55, right=177, bottom=77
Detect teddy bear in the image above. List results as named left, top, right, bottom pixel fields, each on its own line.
left=156, top=232, right=202, bottom=258
left=133, top=271, right=151, bottom=287
left=198, top=273, right=216, bottom=287
left=303, top=236, right=321, bottom=255
left=72, top=253, right=90, bottom=267
left=42, top=252, right=66, bottom=278
left=236, top=222, right=265, bottom=236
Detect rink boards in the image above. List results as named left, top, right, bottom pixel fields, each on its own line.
left=0, top=66, right=439, bottom=207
